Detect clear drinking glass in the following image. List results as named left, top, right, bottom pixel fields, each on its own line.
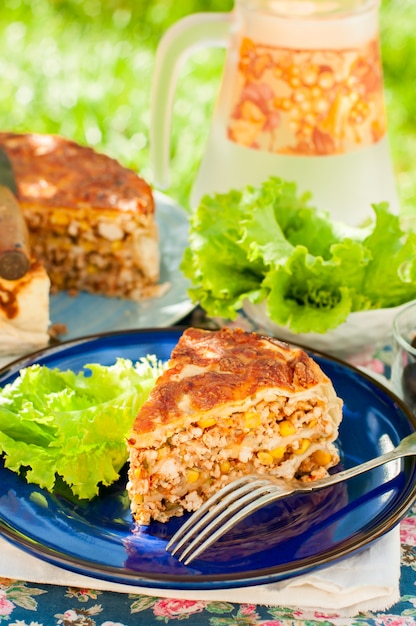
left=391, top=301, right=416, bottom=414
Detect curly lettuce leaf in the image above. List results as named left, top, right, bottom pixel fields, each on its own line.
left=0, top=356, right=164, bottom=499
left=182, top=188, right=268, bottom=317
left=181, top=177, right=416, bottom=333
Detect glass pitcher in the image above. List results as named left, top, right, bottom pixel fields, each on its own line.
left=150, top=0, right=399, bottom=224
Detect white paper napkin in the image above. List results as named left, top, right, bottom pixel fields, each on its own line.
left=0, top=525, right=400, bottom=617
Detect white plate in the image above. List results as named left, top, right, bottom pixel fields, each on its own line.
left=242, top=299, right=408, bottom=360
left=49, top=191, right=193, bottom=340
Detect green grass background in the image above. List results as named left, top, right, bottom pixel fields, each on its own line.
left=0, top=0, right=414, bottom=220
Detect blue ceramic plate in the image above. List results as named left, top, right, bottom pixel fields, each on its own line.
left=49, top=192, right=194, bottom=340
left=0, top=328, right=415, bottom=590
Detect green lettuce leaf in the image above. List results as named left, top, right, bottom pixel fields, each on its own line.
left=0, top=356, right=164, bottom=499
left=181, top=177, right=416, bottom=333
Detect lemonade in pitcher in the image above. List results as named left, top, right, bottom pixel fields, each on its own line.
left=151, top=0, right=399, bottom=224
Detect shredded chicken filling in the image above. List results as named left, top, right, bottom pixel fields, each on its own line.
left=127, top=394, right=339, bottom=524
left=24, top=207, right=161, bottom=299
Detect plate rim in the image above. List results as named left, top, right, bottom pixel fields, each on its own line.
left=0, top=327, right=415, bottom=590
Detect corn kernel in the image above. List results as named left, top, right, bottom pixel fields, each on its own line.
left=157, top=447, right=169, bottom=459
left=50, top=213, right=69, bottom=226
left=279, top=420, right=296, bottom=437
left=133, top=494, right=143, bottom=504
left=270, top=446, right=286, bottom=460
left=111, top=240, right=123, bottom=252
left=197, top=416, right=217, bottom=429
left=293, top=439, right=311, bottom=455
left=134, top=468, right=143, bottom=478
left=220, top=460, right=231, bottom=474
left=186, top=469, right=200, bottom=483
left=311, top=449, right=332, bottom=466
left=308, top=419, right=317, bottom=428
left=244, top=412, right=261, bottom=429
left=257, top=451, right=274, bottom=465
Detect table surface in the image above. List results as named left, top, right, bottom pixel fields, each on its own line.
left=1, top=315, right=416, bottom=626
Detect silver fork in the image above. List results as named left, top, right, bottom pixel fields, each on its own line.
left=166, top=431, right=416, bottom=565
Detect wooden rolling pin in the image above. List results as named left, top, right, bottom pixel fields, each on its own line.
left=0, top=148, right=31, bottom=281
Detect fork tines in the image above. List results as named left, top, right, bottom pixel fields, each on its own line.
left=166, top=474, right=290, bottom=565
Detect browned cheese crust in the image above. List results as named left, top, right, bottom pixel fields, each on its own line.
left=0, top=132, right=154, bottom=214
left=0, top=132, right=161, bottom=300
left=127, top=327, right=344, bottom=524
left=133, top=326, right=329, bottom=438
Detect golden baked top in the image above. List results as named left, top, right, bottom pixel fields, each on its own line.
left=0, top=132, right=154, bottom=215
left=131, top=327, right=333, bottom=439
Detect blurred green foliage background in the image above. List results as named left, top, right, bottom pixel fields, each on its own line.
left=0, top=0, right=414, bottom=219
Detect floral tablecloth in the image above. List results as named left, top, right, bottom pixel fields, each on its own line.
left=0, top=508, right=415, bottom=626
left=1, top=318, right=416, bottom=626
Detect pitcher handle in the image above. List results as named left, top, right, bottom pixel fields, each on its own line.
left=150, top=12, right=232, bottom=190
